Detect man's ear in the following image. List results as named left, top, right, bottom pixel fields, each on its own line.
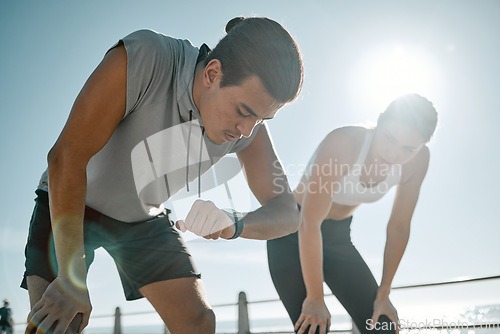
left=203, top=59, right=223, bottom=87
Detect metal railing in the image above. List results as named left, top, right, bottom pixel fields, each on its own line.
left=13, top=274, right=499, bottom=333
left=103, top=274, right=500, bottom=333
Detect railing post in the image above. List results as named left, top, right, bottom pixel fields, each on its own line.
left=238, top=291, right=250, bottom=334
left=113, top=307, right=122, bottom=334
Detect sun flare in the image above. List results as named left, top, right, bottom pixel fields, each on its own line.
left=353, top=44, right=439, bottom=111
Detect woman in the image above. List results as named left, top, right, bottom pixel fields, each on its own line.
left=268, top=94, right=438, bottom=334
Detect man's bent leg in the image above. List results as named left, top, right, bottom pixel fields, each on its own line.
left=26, top=275, right=82, bottom=334
left=140, top=277, right=215, bottom=334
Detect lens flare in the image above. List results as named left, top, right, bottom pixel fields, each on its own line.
left=48, top=217, right=88, bottom=293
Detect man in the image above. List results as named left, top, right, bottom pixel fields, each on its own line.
left=22, top=17, right=303, bottom=333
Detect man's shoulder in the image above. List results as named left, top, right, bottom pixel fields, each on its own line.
left=119, top=29, right=198, bottom=74
left=124, top=29, right=195, bottom=52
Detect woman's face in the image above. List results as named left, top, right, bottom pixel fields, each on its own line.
left=372, top=119, right=427, bottom=165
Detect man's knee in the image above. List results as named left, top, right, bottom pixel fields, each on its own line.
left=165, top=305, right=215, bottom=333
left=191, top=307, right=215, bottom=332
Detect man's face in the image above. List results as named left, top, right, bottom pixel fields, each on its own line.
left=197, top=69, right=283, bottom=144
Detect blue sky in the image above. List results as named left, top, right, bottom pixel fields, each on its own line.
left=1, top=0, right=499, bottom=331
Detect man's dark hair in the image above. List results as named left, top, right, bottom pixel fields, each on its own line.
left=205, top=17, right=304, bottom=103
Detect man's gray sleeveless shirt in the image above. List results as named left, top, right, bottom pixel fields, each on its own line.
left=37, top=30, right=260, bottom=222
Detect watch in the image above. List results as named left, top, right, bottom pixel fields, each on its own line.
left=223, top=209, right=244, bottom=239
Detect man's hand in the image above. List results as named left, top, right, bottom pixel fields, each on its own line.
left=26, top=277, right=91, bottom=334
left=176, top=200, right=236, bottom=239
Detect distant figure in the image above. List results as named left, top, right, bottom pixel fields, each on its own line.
left=0, top=300, right=13, bottom=334
left=268, top=94, right=438, bottom=334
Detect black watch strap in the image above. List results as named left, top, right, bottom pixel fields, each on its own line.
left=224, top=209, right=244, bottom=239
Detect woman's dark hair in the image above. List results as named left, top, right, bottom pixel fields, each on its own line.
left=378, top=94, right=438, bottom=142
left=205, top=17, right=303, bottom=103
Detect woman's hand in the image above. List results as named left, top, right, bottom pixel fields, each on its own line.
left=370, top=292, right=399, bottom=334
left=295, top=297, right=331, bottom=334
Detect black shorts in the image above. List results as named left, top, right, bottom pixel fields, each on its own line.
left=21, top=189, right=200, bottom=300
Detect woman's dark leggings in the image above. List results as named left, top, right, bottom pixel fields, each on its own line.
left=267, top=216, right=396, bottom=334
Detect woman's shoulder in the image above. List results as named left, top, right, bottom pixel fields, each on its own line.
left=324, top=125, right=371, bottom=139
left=316, top=125, right=369, bottom=164
left=322, top=125, right=369, bottom=152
